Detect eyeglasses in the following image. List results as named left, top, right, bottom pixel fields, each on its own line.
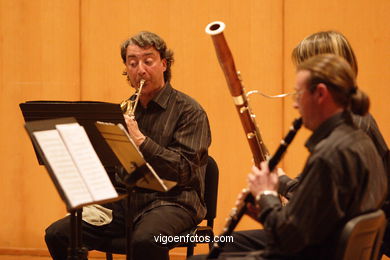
left=292, top=88, right=305, bottom=102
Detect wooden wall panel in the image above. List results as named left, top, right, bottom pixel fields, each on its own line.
left=282, top=0, right=390, bottom=177
left=0, top=0, right=80, bottom=248
left=79, top=0, right=284, bottom=240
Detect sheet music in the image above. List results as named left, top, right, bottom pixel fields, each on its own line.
left=135, top=163, right=169, bottom=192
left=56, top=123, right=118, bottom=202
left=33, top=130, right=93, bottom=208
left=96, top=121, right=177, bottom=192
left=95, top=122, right=144, bottom=173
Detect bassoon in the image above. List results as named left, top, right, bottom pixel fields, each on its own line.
left=205, top=21, right=302, bottom=258
left=205, top=21, right=269, bottom=167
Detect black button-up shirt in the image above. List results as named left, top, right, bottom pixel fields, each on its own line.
left=258, top=112, right=387, bottom=259
left=279, top=112, right=390, bottom=208
left=130, top=83, right=211, bottom=223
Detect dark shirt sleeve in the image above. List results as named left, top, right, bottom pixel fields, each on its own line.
left=257, top=159, right=345, bottom=254
left=139, top=108, right=211, bottom=185
left=278, top=175, right=300, bottom=200
left=354, top=114, right=389, bottom=176
left=353, top=114, right=390, bottom=215
left=365, top=116, right=390, bottom=180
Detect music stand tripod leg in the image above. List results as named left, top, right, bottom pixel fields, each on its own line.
left=119, top=163, right=147, bottom=260
left=67, top=210, right=77, bottom=260
left=76, top=209, right=88, bottom=259
left=126, top=186, right=134, bottom=260
left=67, top=209, right=88, bottom=260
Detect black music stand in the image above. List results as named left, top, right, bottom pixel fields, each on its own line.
left=19, top=101, right=126, bottom=169
left=19, top=101, right=174, bottom=260
left=24, top=117, right=125, bottom=260
left=19, top=101, right=126, bottom=260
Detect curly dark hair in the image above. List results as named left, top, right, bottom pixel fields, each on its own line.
left=121, top=31, right=174, bottom=83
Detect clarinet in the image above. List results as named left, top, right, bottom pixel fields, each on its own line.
left=207, top=118, right=302, bottom=259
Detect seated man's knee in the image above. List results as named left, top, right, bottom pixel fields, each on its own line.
left=132, top=231, right=156, bottom=248
left=45, top=217, right=70, bottom=245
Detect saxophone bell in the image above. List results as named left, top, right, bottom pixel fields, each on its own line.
left=120, top=79, right=145, bottom=117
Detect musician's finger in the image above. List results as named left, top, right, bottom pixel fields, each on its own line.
left=237, top=189, right=245, bottom=200
left=252, top=165, right=260, bottom=173
left=270, top=171, right=280, bottom=184
left=247, top=172, right=256, bottom=184
left=260, top=161, right=269, bottom=172
left=277, top=168, right=285, bottom=176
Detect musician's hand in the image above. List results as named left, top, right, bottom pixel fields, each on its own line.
left=124, top=114, right=146, bottom=147
left=234, top=189, right=261, bottom=221
left=277, top=168, right=286, bottom=177
left=248, top=161, right=278, bottom=198
left=246, top=203, right=261, bottom=221
left=280, top=195, right=289, bottom=206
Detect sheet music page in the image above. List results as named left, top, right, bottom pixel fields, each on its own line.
left=117, top=123, right=143, bottom=155
left=117, top=124, right=176, bottom=191
left=33, top=130, right=93, bottom=208
left=96, top=122, right=176, bottom=192
left=135, top=163, right=169, bottom=192
left=56, top=123, right=118, bottom=202
left=95, top=122, right=145, bottom=173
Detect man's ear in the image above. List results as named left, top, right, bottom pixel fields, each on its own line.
left=161, top=58, right=167, bottom=72
left=315, top=83, right=330, bottom=103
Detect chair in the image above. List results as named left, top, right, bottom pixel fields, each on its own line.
left=332, top=209, right=386, bottom=260
left=102, top=155, right=219, bottom=259
left=176, top=155, right=219, bottom=256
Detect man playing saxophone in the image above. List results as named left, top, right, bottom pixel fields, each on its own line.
left=45, top=31, right=211, bottom=260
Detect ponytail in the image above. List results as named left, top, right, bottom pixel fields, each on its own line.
left=350, top=88, right=370, bottom=115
